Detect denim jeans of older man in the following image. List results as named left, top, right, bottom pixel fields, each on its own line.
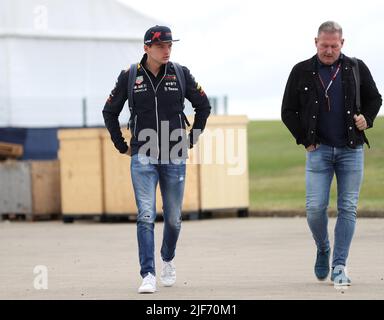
left=130, top=154, right=186, bottom=278
left=305, top=144, right=364, bottom=267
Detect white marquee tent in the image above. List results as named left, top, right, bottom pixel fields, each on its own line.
left=0, top=0, right=158, bottom=127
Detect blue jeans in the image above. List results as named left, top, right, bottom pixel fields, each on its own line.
left=130, top=154, right=186, bottom=278
left=306, top=144, right=364, bottom=267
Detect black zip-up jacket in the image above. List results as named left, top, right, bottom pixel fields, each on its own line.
left=102, top=54, right=211, bottom=159
left=281, top=54, right=382, bottom=148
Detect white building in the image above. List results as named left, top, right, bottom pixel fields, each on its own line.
left=0, top=0, right=158, bottom=127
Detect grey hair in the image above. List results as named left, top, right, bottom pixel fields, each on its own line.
left=317, top=21, right=343, bottom=37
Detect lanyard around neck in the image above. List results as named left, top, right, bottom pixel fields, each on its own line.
left=318, top=63, right=341, bottom=99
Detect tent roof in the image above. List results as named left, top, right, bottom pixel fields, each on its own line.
left=0, top=0, right=158, bottom=40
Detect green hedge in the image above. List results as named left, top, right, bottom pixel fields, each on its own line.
left=248, top=116, right=384, bottom=212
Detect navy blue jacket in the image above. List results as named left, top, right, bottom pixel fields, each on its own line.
left=103, top=54, right=211, bottom=159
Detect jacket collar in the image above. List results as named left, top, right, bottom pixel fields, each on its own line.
left=139, top=53, right=170, bottom=72
left=303, top=53, right=352, bottom=71
left=316, top=53, right=344, bottom=68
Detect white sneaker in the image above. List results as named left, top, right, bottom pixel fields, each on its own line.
left=331, top=265, right=352, bottom=287
left=160, top=260, right=176, bottom=287
left=138, top=273, right=156, bottom=293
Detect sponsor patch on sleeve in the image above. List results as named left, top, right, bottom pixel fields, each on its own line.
left=196, top=83, right=206, bottom=96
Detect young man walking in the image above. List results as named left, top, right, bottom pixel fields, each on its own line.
left=103, top=25, right=211, bottom=293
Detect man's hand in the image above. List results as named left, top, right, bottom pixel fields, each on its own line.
left=125, top=147, right=131, bottom=156
left=306, top=144, right=320, bottom=152
left=354, top=114, right=368, bottom=131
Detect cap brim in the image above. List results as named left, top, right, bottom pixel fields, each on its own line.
left=161, top=39, right=180, bottom=42
left=144, top=39, right=180, bottom=45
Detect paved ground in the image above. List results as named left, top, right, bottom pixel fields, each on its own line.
left=1, top=217, right=383, bottom=300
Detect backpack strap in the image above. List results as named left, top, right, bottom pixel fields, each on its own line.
left=351, top=57, right=361, bottom=114
left=127, top=63, right=138, bottom=112
left=351, top=57, right=371, bottom=147
left=172, top=62, right=190, bottom=126
left=172, top=62, right=186, bottom=103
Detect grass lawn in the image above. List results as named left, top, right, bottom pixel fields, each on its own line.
left=248, top=116, right=384, bottom=212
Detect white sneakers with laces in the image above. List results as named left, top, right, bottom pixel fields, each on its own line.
left=138, top=273, right=156, bottom=294
left=137, top=261, right=176, bottom=293
left=160, top=260, right=176, bottom=287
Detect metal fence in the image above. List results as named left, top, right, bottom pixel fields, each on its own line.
left=0, top=95, right=228, bottom=128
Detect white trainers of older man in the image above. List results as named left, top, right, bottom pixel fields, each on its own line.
left=160, top=260, right=176, bottom=286
left=138, top=273, right=156, bottom=293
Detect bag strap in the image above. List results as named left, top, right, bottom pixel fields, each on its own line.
left=127, top=63, right=138, bottom=113
left=172, top=62, right=186, bottom=104
left=172, top=62, right=191, bottom=126
left=351, top=57, right=361, bottom=114
left=352, top=57, right=371, bottom=148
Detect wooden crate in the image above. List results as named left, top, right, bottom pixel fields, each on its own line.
left=183, top=144, right=200, bottom=212
left=58, top=129, right=104, bottom=215
left=30, top=161, right=61, bottom=216
left=0, top=160, right=61, bottom=219
left=0, top=141, right=23, bottom=159
left=198, top=116, right=249, bottom=211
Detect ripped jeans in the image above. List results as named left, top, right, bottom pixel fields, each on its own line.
left=131, top=154, right=186, bottom=277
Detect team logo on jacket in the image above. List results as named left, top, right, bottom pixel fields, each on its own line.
left=164, top=74, right=177, bottom=81
left=135, top=76, right=144, bottom=85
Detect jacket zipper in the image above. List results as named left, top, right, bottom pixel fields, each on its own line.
left=141, top=65, right=167, bottom=159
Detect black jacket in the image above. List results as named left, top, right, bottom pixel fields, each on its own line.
left=281, top=54, right=382, bottom=148
left=102, top=54, right=211, bottom=159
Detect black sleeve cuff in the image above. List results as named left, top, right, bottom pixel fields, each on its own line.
left=118, top=144, right=129, bottom=154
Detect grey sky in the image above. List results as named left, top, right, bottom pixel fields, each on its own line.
left=120, top=0, right=384, bottom=119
